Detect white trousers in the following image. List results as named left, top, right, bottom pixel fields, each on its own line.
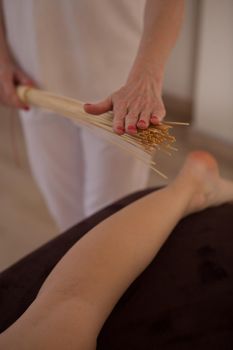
left=21, top=110, right=150, bottom=231
left=3, top=0, right=149, bottom=231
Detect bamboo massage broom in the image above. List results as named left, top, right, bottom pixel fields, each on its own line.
left=17, top=86, right=189, bottom=179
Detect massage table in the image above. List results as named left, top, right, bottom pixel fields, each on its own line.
left=0, top=189, right=233, bottom=349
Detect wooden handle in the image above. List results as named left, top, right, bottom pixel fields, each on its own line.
left=16, top=85, right=112, bottom=133
left=17, top=85, right=30, bottom=103
left=17, top=86, right=85, bottom=119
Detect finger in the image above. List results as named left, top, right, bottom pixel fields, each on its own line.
left=13, top=71, right=33, bottom=109
left=3, top=78, right=26, bottom=109
left=150, top=115, right=160, bottom=125
left=125, top=110, right=140, bottom=134
left=15, top=69, right=35, bottom=87
left=151, top=105, right=166, bottom=125
left=84, top=96, right=112, bottom=115
left=137, top=110, right=151, bottom=129
left=112, top=104, right=127, bottom=135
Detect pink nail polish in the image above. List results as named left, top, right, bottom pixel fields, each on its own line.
left=128, top=125, right=136, bottom=130
left=151, top=116, right=160, bottom=124
left=127, top=125, right=137, bottom=134
left=138, top=121, right=147, bottom=129
left=116, top=126, right=124, bottom=132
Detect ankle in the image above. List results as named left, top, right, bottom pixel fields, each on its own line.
left=170, top=172, right=205, bottom=216
left=168, top=179, right=193, bottom=213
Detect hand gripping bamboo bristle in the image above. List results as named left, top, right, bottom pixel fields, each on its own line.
left=17, top=86, right=188, bottom=179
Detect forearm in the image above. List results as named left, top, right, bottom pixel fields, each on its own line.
left=129, top=0, right=184, bottom=83
left=85, top=0, right=184, bottom=131
left=0, top=1, right=11, bottom=62
left=0, top=1, right=33, bottom=109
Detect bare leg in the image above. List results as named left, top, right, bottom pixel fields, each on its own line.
left=0, top=152, right=233, bottom=350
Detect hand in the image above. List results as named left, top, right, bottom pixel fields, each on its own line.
left=84, top=70, right=166, bottom=135
left=0, top=57, right=34, bottom=110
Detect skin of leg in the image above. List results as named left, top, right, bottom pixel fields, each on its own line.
left=0, top=298, right=97, bottom=350
left=0, top=179, right=194, bottom=349
left=1, top=152, right=232, bottom=350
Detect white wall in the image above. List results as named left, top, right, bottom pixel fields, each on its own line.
left=193, top=0, right=233, bottom=143
left=163, top=0, right=198, bottom=100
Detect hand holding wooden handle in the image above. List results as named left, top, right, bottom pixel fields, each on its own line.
left=16, top=85, right=188, bottom=179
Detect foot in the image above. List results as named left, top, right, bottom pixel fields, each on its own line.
left=174, top=151, right=233, bottom=216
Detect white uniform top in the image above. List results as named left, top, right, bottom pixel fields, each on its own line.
left=3, top=0, right=145, bottom=101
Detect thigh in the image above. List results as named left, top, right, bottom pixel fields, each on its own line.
left=81, top=128, right=150, bottom=217
left=0, top=296, right=98, bottom=350
left=20, top=109, right=85, bottom=230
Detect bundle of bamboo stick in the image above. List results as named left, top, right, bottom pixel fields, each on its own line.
left=17, top=86, right=188, bottom=178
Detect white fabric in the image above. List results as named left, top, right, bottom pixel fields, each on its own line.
left=3, top=0, right=149, bottom=230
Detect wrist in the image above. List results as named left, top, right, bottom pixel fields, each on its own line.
left=127, top=59, right=164, bottom=90
left=0, top=42, right=12, bottom=64
left=0, top=53, right=11, bottom=67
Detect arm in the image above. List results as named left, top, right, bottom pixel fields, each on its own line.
left=0, top=1, right=33, bottom=109
left=131, top=0, right=184, bottom=81
left=85, top=0, right=184, bottom=134
left=0, top=3, right=10, bottom=62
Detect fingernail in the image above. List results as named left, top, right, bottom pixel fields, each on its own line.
left=127, top=125, right=137, bottom=134
left=116, top=126, right=125, bottom=134
left=84, top=103, right=92, bottom=106
left=151, top=116, right=160, bottom=124
left=137, top=120, right=147, bottom=129
left=128, top=125, right=136, bottom=130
